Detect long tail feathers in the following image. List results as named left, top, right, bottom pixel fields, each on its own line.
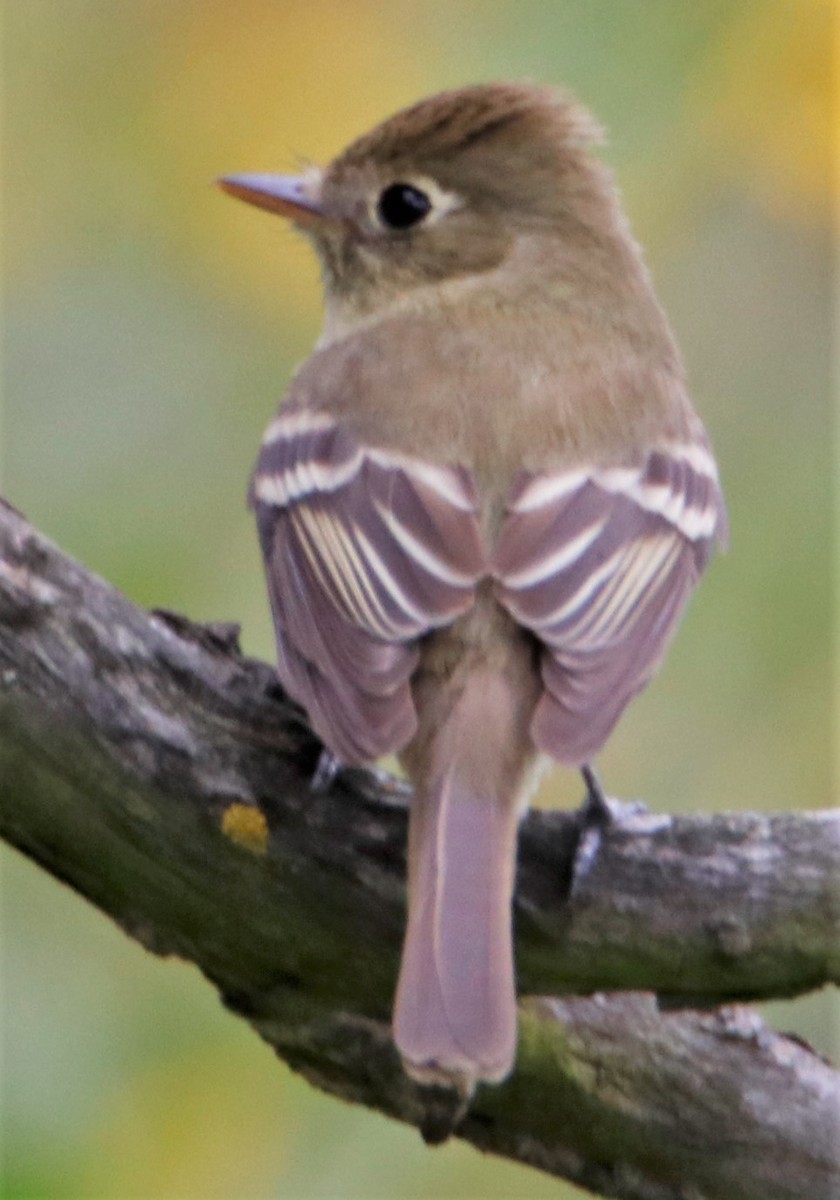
left=393, top=756, right=520, bottom=1093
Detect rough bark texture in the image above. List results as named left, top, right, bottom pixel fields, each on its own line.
left=1, top=497, right=838, bottom=1200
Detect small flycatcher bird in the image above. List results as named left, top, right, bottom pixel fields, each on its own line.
left=220, top=83, right=726, bottom=1099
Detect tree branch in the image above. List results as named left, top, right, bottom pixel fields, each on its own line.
left=1, top=497, right=837, bottom=1200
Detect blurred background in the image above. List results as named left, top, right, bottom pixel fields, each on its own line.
left=1, top=2, right=835, bottom=1197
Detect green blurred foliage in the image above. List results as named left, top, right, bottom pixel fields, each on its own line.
left=1, top=2, right=835, bottom=1197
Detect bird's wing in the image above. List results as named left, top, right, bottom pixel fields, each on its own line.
left=250, top=410, right=485, bottom=764
left=492, top=437, right=726, bottom=766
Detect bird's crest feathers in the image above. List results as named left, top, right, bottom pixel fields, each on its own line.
left=333, top=82, right=604, bottom=172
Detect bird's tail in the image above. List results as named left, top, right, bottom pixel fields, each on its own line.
left=393, top=671, right=524, bottom=1095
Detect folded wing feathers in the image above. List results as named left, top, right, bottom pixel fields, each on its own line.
left=252, top=411, right=724, bottom=766
left=494, top=438, right=725, bottom=764
left=496, top=439, right=724, bottom=641
left=251, top=413, right=485, bottom=763
left=254, top=415, right=724, bottom=654
left=252, top=413, right=484, bottom=645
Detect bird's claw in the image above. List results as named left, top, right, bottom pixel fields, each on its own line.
left=572, top=766, right=647, bottom=893
left=311, top=748, right=342, bottom=793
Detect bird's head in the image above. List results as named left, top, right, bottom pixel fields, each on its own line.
left=219, top=83, right=614, bottom=322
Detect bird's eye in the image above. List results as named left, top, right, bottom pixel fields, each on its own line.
left=376, top=183, right=432, bottom=230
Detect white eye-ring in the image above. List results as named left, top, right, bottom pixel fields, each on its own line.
left=371, top=176, right=462, bottom=231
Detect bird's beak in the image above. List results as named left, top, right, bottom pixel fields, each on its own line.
left=216, top=173, right=325, bottom=225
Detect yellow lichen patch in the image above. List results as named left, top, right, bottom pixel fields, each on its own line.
left=221, top=803, right=268, bottom=855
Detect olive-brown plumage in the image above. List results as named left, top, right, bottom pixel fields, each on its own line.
left=222, top=83, right=726, bottom=1102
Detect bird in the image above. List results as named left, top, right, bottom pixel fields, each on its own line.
left=219, top=82, right=726, bottom=1106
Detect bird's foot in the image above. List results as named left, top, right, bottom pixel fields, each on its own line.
left=572, top=765, right=647, bottom=893
left=580, top=764, right=646, bottom=825
left=310, top=748, right=342, bottom=793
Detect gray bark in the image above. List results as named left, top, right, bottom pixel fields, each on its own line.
left=1, top=497, right=838, bottom=1200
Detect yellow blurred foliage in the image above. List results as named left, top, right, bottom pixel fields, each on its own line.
left=686, top=0, right=834, bottom=223
left=154, top=0, right=431, bottom=324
